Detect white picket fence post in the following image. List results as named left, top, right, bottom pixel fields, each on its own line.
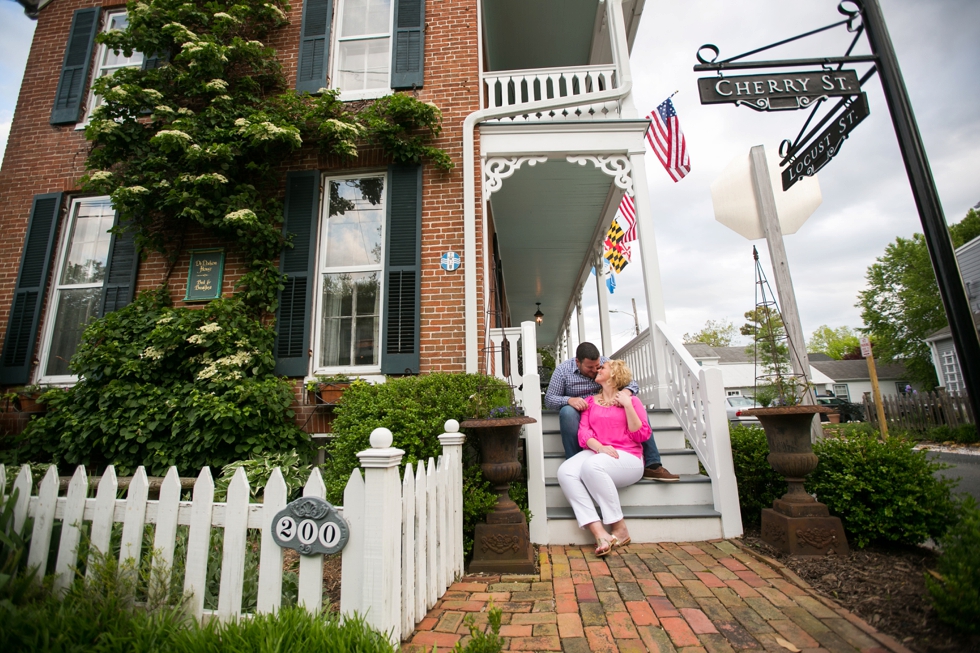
left=2, top=418, right=466, bottom=642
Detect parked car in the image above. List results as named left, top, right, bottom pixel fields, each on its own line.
left=726, top=396, right=761, bottom=425
left=817, top=396, right=865, bottom=422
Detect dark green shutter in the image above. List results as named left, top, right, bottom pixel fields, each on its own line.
left=0, top=193, right=63, bottom=385
left=296, top=0, right=333, bottom=94
left=391, top=0, right=424, bottom=89
left=381, top=165, right=421, bottom=374
left=50, top=7, right=101, bottom=125
left=275, top=171, right=320, bottom=376
left=99, top=213, right=139, bottom=316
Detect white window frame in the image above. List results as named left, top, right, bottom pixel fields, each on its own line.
left=78, top=9, right=144, bottom=127
left=833, top=384, right=850, bottom=401
left=331, top=0, right=395, bottom=101
left=311, top=172, right=387, bottom=375
left=35, top=196, right=116, bottom=385
left=942, top=350, right=962, bottom=392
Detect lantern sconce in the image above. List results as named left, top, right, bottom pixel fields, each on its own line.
left=534, top=303, right=544, bottom=325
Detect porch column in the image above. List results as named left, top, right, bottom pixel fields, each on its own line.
left=576, top=293, right=586, bottom=348
left=594, top=254, right=613, bottom=356
left=629, top=153, right=669, bottom=407
left=566, top=323, right=573, bottom=360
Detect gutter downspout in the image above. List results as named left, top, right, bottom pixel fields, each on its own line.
left=463, top=0, right=634, bottom=372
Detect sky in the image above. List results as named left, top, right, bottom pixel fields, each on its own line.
left=1, top=0, right=978, bottom=355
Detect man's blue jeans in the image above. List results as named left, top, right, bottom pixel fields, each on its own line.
left=558, top=404, right=662, bottom=468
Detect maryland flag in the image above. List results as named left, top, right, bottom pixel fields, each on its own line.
left=602, top=220, right=630, bottom=273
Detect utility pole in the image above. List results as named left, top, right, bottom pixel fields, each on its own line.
left=630, top=298, right=641, bottom=337
left=861, top=0, right=980, bottom=424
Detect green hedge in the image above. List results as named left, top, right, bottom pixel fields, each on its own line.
left=927, top=497, right=980, bottom=633
left=321, top=373, right=523, bottom=559
left=730, top=425, right=958, bottom=547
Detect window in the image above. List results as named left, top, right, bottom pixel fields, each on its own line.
left=37, top=197, right=115, bottom=381
left=942, top=350, right=962, bottom=392
left=83, top=11, right=143, bottom=122
left=313, top=175, right=386, bottom=370
left=833, top=384, right=850, bottom=401
left=895, top=381, right=912, bottom=394
left=332, top=0, right=393, bottom=99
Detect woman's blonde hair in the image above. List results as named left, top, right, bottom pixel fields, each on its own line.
left=606, top=359, right=632, bottom=390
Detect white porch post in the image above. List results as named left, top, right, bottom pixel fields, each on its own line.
left=595, top=254, right=613, bottom=357
left=576, top=293, right=586, bottom=347
left=565, top=323, right=573, bottom=359
left=629, top=153, right=669, bottom=407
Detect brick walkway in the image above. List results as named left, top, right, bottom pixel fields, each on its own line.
left=403, top=540, right=913, bottom=652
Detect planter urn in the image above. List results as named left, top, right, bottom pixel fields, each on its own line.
left=744, top=406, right=849, bottom=556
left=317, top=383, right=350, bottom=404
left=459, top=415, right=537, bottom=574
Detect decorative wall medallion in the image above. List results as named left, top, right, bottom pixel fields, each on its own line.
left=481, top=533, right=520, bottom=554
left=483, top=156, right=548, bottom=200
left=797, top=527, right=836, bottom=550
left=566, top=154, right=634, bottom=197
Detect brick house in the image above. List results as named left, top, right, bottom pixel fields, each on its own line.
left=0, top=0, right=746, bottom=543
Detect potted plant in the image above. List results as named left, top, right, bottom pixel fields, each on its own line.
left=305, top=374, right=353, bottom=405
left=459, top=376, right=536, bottom=574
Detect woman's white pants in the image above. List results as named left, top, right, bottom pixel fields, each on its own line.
left=556, top=450, right=644, bottom=528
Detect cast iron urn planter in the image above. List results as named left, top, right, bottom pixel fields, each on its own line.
left=460, top=415, right=537, bottom=574
left=744, top=406, right=849, bottom=556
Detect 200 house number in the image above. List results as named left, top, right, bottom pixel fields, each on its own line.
left=276, top=516, right=342, bottom=548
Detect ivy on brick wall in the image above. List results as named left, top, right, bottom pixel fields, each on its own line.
left=84, top=0, right=451, bottom=312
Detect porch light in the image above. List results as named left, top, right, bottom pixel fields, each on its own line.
left=534, top=303, right=544, bottom=325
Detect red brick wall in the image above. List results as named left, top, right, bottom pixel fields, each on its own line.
left=0, top=0, right=483, bottom=386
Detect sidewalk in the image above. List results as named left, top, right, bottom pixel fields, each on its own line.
left=403, top=540, right=913, bottom=653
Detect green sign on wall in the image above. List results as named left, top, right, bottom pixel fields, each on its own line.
left=185, top=249, right=225, bottom=302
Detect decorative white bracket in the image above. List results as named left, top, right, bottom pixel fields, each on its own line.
left=566, top=154, right=634, bottom=197
left=483, top=156, right=549, bottom=201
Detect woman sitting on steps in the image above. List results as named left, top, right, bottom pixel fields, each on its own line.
left=556, top=359, right=650, bottom=557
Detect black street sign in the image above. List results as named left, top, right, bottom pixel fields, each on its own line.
left=698, top=70, right=861, bottom=111
left=781, top=93, right=869, bottom=190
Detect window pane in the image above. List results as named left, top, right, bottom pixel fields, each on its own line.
left=102, top=14, right=143, bottom=68
left=61, top=200, right=115, bottom=285
left=341, top=0, right=391, bottom=37
left=336, top=38, right=390, bottom=92
left=45, top=288, right=102, bottom=376
left=319, top=272, right=380, bottom=367
left=325, top=179, right=384, bottom=267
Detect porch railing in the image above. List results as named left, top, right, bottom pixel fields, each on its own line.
left=613, top=323, right=743, bottom=539
left=482, top=64, right=622, bottom=122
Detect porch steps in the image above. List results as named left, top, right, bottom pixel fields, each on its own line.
left=537, top=409, right=723, bottom=544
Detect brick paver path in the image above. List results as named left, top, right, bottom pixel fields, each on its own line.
left=404, top=540, right=913, bottom=652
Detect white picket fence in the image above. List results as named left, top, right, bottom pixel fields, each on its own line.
left=1, top=421, right=464, bottom=644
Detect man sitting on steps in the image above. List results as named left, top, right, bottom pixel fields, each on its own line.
left=544, top=342, right=680, bottom=482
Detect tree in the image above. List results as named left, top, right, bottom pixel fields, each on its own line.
left=683, top=319, right=738, bottom=347
left=950, top=208, right=980, bottom=248
left=741, top=306, right=790, bottom=377
left=857, top=234, right=945, bottom=388
left=808, top=325, right=861, bottom=360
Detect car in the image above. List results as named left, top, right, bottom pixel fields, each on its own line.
left=726, top=396, right=761, bottom=424
left=816, top=396, right=865, bottom=422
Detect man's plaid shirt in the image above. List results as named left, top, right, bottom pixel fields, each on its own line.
left=544, top=357, right=641, bottom=409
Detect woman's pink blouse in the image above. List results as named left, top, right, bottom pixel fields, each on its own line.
left=577, top=395, right=651, bottom=460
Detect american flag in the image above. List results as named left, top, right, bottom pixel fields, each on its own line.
left=647, top=98, right=690, bottom=182
left=617, top=194, right=637, bottom=242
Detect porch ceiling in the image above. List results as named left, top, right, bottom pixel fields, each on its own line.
left=490, top=160, right=614, bottom=345
left=482, top=0, right=600, bottom=71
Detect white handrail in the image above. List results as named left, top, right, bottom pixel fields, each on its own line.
left=482, top=64, right=621, bottom=122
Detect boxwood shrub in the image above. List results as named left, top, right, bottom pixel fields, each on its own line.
left=321, top=373, right=521, bottom=559
left=927, top=497, right=980, bottom=633
left=730, top=425, right=958, bottom=548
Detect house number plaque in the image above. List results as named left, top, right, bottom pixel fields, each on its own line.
left=271, top=497, right=349, bottom=556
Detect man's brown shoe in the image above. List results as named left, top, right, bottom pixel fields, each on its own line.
left=644, top=466, right=680, bottom=482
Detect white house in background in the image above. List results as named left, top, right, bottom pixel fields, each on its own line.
left=682, top=344, right=835, bottom=397
left=926, top=234, right=980, bottom=392
left=808, top=356, right=914, bottom=401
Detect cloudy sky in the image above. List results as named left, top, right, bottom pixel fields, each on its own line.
left=1, top=0, right=977, bottom=354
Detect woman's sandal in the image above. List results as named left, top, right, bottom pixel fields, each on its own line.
left=595, top=537, right=614, bottom=557
left=613, top=536, right=631, bottom=549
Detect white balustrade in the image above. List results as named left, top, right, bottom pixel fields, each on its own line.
left=612, top=323, right=744, bottom=538
left=4, top=419, right=467, bottom=644
left=482, top=65, right=621, bottom=122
